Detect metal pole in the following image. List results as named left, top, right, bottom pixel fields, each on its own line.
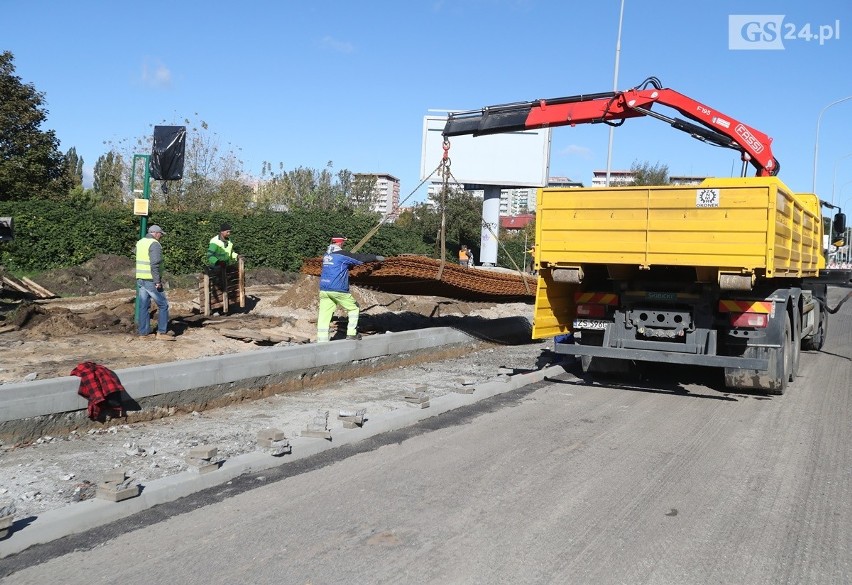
left=605, top=0, right=625, bottom=187
left=132, top=154, right=152, bottom=326
left=812, top=95, right=852, bottom=194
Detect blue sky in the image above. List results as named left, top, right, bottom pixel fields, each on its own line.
left=4, top=1, right=852, bottom=208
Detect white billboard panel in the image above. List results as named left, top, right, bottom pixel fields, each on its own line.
left=421, top=114, right=551, bottom=187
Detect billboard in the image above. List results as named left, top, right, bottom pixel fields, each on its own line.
left=421, top=114, right=551, bottom=188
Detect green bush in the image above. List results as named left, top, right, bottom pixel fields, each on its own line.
left=0, top=202, right=434, bottom=275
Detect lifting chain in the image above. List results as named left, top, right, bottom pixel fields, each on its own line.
left=435, top=138, right=452, bottom=280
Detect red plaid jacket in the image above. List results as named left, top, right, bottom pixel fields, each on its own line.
left=70, top=362, right=126, bottom=420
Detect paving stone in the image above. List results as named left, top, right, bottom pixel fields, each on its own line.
left=96, top=483, right=140, bottom=502
left=189, top=446, right=218, bottom=460
left=257, top=428, right=286, bottom=442
left=103, top=470, right=127, bottom=484
left=190, top=461, right=221, bottom=474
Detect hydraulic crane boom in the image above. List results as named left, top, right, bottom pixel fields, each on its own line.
left=443, top=76, right=779, bottom=177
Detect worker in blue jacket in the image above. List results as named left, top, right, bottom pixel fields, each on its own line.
left=317, top=235, right=384, bottom=342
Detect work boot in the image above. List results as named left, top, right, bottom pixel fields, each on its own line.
left=155, top=331, right=176, bottom=341
left=346, top=333, right=362, bottom=341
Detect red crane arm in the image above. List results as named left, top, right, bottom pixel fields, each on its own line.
left=443, top=78, right=778, bottom=177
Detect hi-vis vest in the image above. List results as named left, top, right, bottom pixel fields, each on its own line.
left=135, top=238, right=156, bottom=280
left=208, top=236, right=235, bottom=265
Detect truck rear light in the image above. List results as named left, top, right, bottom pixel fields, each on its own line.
left=576, top=303, right=605, bottom=317
left=730, top=312, right=768, bottom=328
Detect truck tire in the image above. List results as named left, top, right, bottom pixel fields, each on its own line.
left=767, top=313, right=792, bottom=395
left=791, top=306, right=800, bottom=380
left=802, top=302, right=827, bottom=351
left=578, top=331, right=630, bottom=375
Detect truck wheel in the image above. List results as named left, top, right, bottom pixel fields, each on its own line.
left=802, top=303, right=827, bottom=351
left=791, top=307, right=800, bottom=380
left=768, top=313, right=792, bottom=395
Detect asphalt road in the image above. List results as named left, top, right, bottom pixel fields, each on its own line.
left=3, top=291, right=851, bottom=585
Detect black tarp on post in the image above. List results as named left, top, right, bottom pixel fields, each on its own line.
left=150, top=126, right=186, bottom=180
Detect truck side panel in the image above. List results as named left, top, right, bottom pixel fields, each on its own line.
left=536, top=177, right=822, bottom=278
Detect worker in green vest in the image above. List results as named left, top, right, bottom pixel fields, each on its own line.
left=135, top=225, right=174, bottom=339
left=207, top=223, right=239, bottom=270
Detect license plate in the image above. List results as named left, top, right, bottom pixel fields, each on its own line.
left=573, top=319, right=608, bottom=330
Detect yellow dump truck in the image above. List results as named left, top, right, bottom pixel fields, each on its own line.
left=443, top=77, right=848, bottom=393
left=531, top=177, right=845, bottom=393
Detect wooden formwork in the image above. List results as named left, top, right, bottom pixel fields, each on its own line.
left=199, top=257, right=246, bottom=316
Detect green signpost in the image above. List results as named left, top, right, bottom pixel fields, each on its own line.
left=131, top=154, right=151, bottom=327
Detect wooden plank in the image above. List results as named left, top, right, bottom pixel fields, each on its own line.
left=202, top=273, right=211, bottom=317
left=2, top=276, right=29, bottom=294
left=20, top=277, right=56, bottom=299
left=220, top=268, right=229, bottom=314
left=238, top=256, right=246, bottom=308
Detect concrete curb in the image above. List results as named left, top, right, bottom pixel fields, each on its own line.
left=0, top=362, right=567, bottom=558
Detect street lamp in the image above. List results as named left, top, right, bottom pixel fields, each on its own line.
left=811, top=94, right=852, bottom=194
left=604, top=0, right=626, bottom=187
left=831, top=152, right=852, bottom=205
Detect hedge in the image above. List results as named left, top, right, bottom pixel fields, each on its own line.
left=0, top=202, right=432, bottom=275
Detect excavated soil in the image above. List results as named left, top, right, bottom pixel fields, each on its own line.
left=0, top=254, right=534, bottom=383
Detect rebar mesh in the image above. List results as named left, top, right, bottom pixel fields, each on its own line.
left=301, top=255, right=535, bottom=302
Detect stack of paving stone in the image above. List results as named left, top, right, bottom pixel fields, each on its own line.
left=301, top=255, right=535, bottom=301
left=338, top=408, right=367, bottom=428
left=257, top=428, right=291, bottom=456
left=186, top=446, right=223, bottom=474
left=404, top=386, right=430, bottom=408
left=96, top=470, right=140, bottom=502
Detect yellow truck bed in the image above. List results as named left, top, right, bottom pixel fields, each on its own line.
left=536, top=177, right=824, bottom=278
left=532, top=177, right=825, bottom=340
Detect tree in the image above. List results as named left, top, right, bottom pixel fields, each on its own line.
left=0, top=51, right=70, bottom=200
left=105, top=114, right=249, bottom=213
left=92, top=151, right=126, bottom=206
left=64, top=147, right=83, bottom=190
left=396, top=186, right=482, bottom=257
left=630, top=160, right=669, bottom=186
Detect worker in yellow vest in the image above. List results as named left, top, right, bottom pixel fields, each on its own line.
left=207, top=223, right=238, bottom=270
left=135, top=225, right=174, bottom=339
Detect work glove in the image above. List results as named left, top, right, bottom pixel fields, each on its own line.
left=375, top=256, right=385, bottom=262
left=155, top=283, right=163, bottom=292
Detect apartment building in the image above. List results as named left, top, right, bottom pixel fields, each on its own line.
left=355, top=173, right=400, bottom=220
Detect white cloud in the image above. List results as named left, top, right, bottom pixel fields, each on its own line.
left=140, top=59, right=172, bottom=88
left=319, top=35, right=354, bottom=54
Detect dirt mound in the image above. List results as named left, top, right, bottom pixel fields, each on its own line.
left=34, top=254, right=135, bottom=297
left=273, top=274, right=320, bottom=310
